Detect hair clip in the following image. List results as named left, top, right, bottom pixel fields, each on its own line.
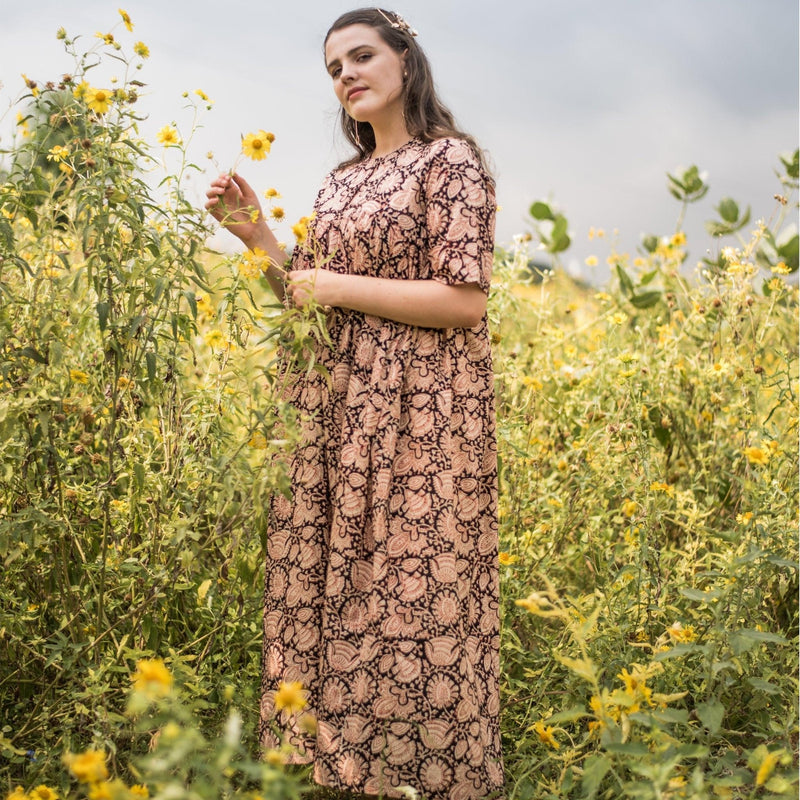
left=376, top=8, right=418, bottom=37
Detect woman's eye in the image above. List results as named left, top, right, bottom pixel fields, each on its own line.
left=357, top=53, right=371, bottom=62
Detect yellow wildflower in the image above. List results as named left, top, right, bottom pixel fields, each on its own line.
left=87, top=784, right=112, bottom=800
left=194, top=88, right=212, bottom=102
left=133, top=41, right=150, bottom=58
left=241, top=247, right=268, bottom=279
left=771, top=261, right=791, bottom=275
left=6, top=788, right=28, bottom=800
left=585, top=255, right=598, bottom=267
left=156, top=125, right=181, bottom=146
left=70, top=369, right=89, bottom=384
left=292, top=215, right=313, bottom=245
left=521, top=376, right=543, bottom=391
left=241, top=130, right=272, bottom=161
left=264, top=187, right=281, bottom=199
left=95, top=32, right=115, bottom=45
left=47, top=145, right=70, bottom=163
left=132, top=658, right=173, bottom=698
left=86, top=87, right=113, bottom=114
left=498, top=552, right=518, bottom=566
left=650, top=481, right=674, bottom=497
left=118, top=9, right=133, bottom=31
left=621, top=499, right=637, bottom=517
left=532, top=720, right=559, bottom=749
left=204, top=330, right=229, bottom=350
left=271, top=206, right=286, bottom=221
left=196, top=294, right=215, bottom=317
left=515, top=592, right=556, bottom=616
left=72, top=81, right=90, bottom=100
left=743, top=446, right=769, bottom=466
left=21, top=73, right=39, bottom=97
left=249, top=432, right=268, bottom=449
left=666, top=622, right=697, bottom=643
left=29, top=788, right=59, bottom=800
left=274, top=681, right=308, bottom=714
left=755, top=749, right=779, bottom=787
left=670, top=231, right=687, bottom=247
left=610, top=311, right=627, bottom=325
left=64, top=750, right=109, bottom=784
left=130, top=788, right=149, bottom=799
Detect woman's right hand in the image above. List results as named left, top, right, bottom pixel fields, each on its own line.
left=205, top=172, right=266, bottom=247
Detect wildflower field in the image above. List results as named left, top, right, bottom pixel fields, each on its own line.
left=1, top=14, right=798, bottom=800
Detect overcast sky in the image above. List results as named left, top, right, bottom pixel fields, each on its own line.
left=2, top=1, right=797, bottom=281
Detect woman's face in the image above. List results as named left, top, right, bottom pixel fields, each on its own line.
left=325, top=24, right=406, bottom=127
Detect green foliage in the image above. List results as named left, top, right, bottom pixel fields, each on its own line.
left=493, top=166, right=798, bottom=798
left=0, top=17, right=310, bottom=791
left=528, top=200, right=571, bottom=258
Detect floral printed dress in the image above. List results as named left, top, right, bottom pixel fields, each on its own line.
left=259, top=137, right=503, bottom=800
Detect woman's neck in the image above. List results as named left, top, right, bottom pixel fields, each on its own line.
left=369, top=118, right=412, bottom=159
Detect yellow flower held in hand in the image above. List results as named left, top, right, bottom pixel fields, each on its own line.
left=64, top=749, right=109, bottom=784
left=86, top=88, right=113, bottom=114
left=118, top=8, right=133, bottom=31
left=274, top=680, right=308, bottom=714
left=132, top=657, right=173, bottom=698
left=156, top=125, right=181, bottom=146
left=241, top=130, right=273, bottom=161
left=133, top=41, right=150, bottom=58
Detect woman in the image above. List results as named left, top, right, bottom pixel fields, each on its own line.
left=206, top=8, right=503, bottom=798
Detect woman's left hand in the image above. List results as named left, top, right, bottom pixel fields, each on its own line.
left=286, top=269, right=339, bottom=309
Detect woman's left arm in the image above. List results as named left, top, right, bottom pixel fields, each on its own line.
left=286, top=270, right=487, bottom=329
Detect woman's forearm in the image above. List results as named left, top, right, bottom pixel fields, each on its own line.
left=289, top=270, right=487, bottom=329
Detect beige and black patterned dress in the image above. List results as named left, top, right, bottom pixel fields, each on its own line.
left=259, top=136, right=503, bottom=800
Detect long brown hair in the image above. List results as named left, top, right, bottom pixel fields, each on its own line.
left=324, top=8, right=491, bottom=174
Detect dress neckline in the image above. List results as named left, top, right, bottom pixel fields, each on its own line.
left=366, top=137, right=420, bottom=164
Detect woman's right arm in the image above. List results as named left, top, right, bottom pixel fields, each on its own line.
left=204, top=172, right=288, bottom=302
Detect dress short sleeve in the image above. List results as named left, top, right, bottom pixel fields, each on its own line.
left=425, top=139, right=496, bottom=293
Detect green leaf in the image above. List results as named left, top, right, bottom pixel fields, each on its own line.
left=529, top=201, right=554, bottom=221
left=717, top=197, right=739, bottom=223
left=551, top=233, right=571, bottom=254
left=616, top=264, right=634, bottom=298
left=779, top=148, right=799, bottom=180
left=145, top=351, right=157, bottom=382
left=776, top=231, right=798, bottom=271
left=629, top=291, right=662, bottom=309
left=696, top=698, right=725, bottom=734
left=641, top=234, right=659, bottom=253
left=547, top=705, right=590, bottom=725
left=96, top=302, right=110, bottom=332
left=133, top=462, right=146, bottom=491
left=680, top=587, right=722, bottom=603
left=581, top=755, right=611, bottom=800
left=747, top=677, right=781, bottom=695
left=732, top=628, right=788, bottom=645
